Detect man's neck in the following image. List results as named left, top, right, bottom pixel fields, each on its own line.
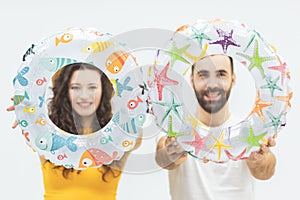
left=196, top=104, right=231, bottom=127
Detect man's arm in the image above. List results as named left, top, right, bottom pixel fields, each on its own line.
left=155, top=136, right=188, bottom=170
left=246, top=137, right=276, bottom=180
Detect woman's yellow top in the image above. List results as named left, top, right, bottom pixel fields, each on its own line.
left=41, top=161, right=122, bottom=200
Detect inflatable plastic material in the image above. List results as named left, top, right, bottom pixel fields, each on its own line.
left=13, top=27, right=148, bottom=169
left=152, top=19, right=292, bottom=162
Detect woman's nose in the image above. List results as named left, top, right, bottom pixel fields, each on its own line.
left=79, top=89, right=90, bottom=99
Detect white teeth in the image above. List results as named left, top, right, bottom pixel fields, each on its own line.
left=207, top=92, right=219, bottom=97
left=78, top=102, right=92, bottom=107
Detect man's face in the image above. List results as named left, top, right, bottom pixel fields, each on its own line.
left=191, top=55, right=235, bottom=114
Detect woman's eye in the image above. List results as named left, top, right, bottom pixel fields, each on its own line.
left=89, top=86, right=98, bottom=90
left=71, top=86, right=80, bottom=90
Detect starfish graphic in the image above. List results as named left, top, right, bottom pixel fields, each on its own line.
left=236, top=40, right=275, bottom=78
left=275, top=92, right=293, bottom=110
left=164, top=41, right=190, bottom=67
left=243, top=30, right=269, bottom=52
left=240, top=126, right=267, bottom=152
left=185, top=114, right=204, bottom=136
left=166, top=115, right=185, bottom=137
left=225, top=148, right=247, bottom=161
left=148, top=62, right=179, bottom=101
left=260, top=76, right=283, bottom=97
left=268, top=56, right=288, bottom=85
left=182, top=44, right=208, bottom=76
left=209, top=28, right=240, bottom=54
left=152, top=92, right=183, bottom=125
left=209, top=132, right=232, bottom=161
left=183, top=128, right=209, bottom=155
left=190, top=26, right=211, bottom=48
left=264, top=111, right=284, bottom=132
left=248, top=91, right=273, bottom=122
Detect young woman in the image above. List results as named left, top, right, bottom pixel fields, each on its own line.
left=8, top=62, right=141, bottom=200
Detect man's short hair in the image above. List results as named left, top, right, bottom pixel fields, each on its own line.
left=191, top=55, right=234, bottom=74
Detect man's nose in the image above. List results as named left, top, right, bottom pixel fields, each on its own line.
left=206, top=76, right=219, bottom=88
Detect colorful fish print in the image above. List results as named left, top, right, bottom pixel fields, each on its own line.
left=35, top=132, right=78, bottom=152
left=127, top=96, right=143, bottom=110
left=38, top=92, right=45, bottom=108
left=78, top=148, right=118, bottom=168
left=81, top=40, right=115, bottom=53
left=14, top=91, right=29, bottom=105
left=22, top=44, right=35, bottom=61
left=35, top=118, right=47, bottom=126
left=13, top=66, right=29, bottom=86
left=112, top=112, right=146, bottom=134
left=105, top=50, right=130, bottom=74
left=39, top=57, right=78, bottom=72
left=115, top=77, right=133, bottom=97
left=22, top=130, right=30, bottom=142
left=55, top=32, right=74, bottom=46
left=99, top=135, right=113, bottom=144
left=122, top=140, right=133, bottom=148
left=18, top=119, right=28, bottom=128
left=23, top=105, right=36, bottom=114
left=36, top=77, right=47, bottom=86
left=57, top=154, right=68, bottom=160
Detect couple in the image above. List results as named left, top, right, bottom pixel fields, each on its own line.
left=7, top=55, right=276, bottom=200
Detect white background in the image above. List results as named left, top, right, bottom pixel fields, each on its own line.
left=1, top=0, right=299, bottom=199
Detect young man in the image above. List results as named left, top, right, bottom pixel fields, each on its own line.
left=155, top=54, right=276, bottom=200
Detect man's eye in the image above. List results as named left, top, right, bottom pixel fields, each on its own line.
left=217, top=72, right=226, bottom=77
left=198, top=72, right=208, bottom=78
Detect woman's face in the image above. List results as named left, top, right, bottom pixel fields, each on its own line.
left=68, top=69, right=102, bottom=117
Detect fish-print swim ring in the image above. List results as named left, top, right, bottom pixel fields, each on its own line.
left=13, top=27, right=148, bottom=169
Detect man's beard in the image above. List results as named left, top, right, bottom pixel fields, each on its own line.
left=194, top=86, right=232, bottom=114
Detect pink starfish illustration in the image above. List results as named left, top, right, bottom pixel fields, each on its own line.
left=268, top=56, right=288, bottom=85
left=149, top=62, right=179, bottom=101
left=225, top=148, right=247, bottom=161
left=183, top=129, right=209, bottom=155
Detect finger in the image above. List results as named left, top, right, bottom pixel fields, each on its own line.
left=165, top=136, right=177, bottom=147
left=268, top=137, right=276, bottom=147
left=6, top=105, right=15, bottom=111
left=12, top=120, right=18, bottom=129
left=248, top=151, right=263, bottom=161
left=169, top=151, right=186, bottom=162
left=166, top=143, right=183, bottom=154
left=260, top=144, right=270, bottom=154
left=203, top=156, right=210, bottom=163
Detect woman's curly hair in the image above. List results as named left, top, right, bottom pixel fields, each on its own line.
left=47, top=62, right=123, bottom=182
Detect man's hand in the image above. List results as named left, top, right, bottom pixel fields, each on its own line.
left=246, top=137, right=277, bottom=180
left=155, top=136, right=187, bottom=170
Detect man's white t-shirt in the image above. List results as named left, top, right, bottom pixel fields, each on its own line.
left=167, top=115, right=256, bottom=200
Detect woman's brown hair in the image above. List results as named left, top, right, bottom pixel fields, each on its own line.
left=47, top=62, right=124, bottom=182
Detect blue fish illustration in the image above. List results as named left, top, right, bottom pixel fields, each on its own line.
left=35, top=132, right=77, bottom=152
left=116, top=76, right=133, bottom=97
left=38, top=92, right=45, bottom=108
left=13, top=66, right=29, bottom=86
left=39, top=57, right=78, bottom=72
left=112, top=112, right=146, bottom=134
